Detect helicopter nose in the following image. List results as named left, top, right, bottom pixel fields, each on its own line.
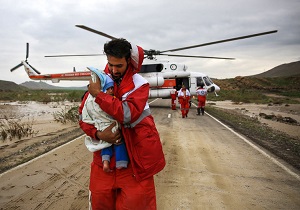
left=214, top=84, right=220, bottom=92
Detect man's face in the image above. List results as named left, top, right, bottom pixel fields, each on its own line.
left=107, top=55, right=129, bottom=80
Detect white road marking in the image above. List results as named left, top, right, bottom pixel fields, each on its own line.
left=148, top=98, right=160, bottom=105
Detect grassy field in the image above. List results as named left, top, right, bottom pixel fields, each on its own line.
left=210, top=76, right=300, bottom=104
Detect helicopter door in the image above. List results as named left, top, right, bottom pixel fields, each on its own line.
left=175, top=77, right=190, bottom=91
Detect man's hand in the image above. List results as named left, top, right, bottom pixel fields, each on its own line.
left=96, top=122, right=121, bottom=144
left=88, top=77, right=101, bottom=97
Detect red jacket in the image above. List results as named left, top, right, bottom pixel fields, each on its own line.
left=177, top=88, right=191, bottom=104
left=79, top=45, right=165, bottom=181
left=196, top=87, right=207, bottom=102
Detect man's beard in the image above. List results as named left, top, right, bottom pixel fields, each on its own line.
left=111, top=72, right=122, bottom=80
left=112, top=74, right=122, bottom=86
left=110, top=63, right=128, bottom=85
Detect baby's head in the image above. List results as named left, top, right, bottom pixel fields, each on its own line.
left=103, top=75, right=114, bottom=96
left=87, top=67, right=114, bottom=95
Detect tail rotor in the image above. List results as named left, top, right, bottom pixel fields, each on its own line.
left=10, top=43, right=40, bottom=74
left=10, top=62, right=23, bottom=72
left=26, top=42, right=29, bottom=60
left=26, top=62, right=41, bottom=74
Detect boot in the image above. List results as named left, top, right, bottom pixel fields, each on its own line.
left=201, top=108, right=205, bottom=115
left=197, top=108, right=200, bottom=115
left=172, top=103, right=176, bottom=110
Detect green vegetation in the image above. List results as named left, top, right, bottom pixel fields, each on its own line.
left=0, top=117, right=38, bottom=141
left=210, top=76, right=300, bottom=104
left=0, top=89, right=86, bottom=102
left=280, top=91, right=300, bottom=98
left=207, top=89, right=269, bottom=103
left=53, top=106, right=79, bottom=124
left=207, top=89, right=299, bottom=104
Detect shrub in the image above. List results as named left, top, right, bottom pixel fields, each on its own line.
left=0, top=117, right=38, bottom=141
left=53, top=106, right=79, bottom=124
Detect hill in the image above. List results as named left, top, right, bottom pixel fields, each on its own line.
left=20, top=81, right=62, bottom=90
left=0, top=80, right=28, bottom=92
left=253, top=60, right=300, bottom=77
left=214, top=60, right=300, bottom=92
left=214, top=76, right=300, bottom=92
left=20, top=81, right=86, bottom=90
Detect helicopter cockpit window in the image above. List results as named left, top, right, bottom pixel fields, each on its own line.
left=196, top=77, right=204, bottom=87
left=203, top=77, right=212, bottom=86
left=207, top=76, right=214, bottom=84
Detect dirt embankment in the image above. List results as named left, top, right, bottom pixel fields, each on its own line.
left=0, top=101, right=83, bottom=173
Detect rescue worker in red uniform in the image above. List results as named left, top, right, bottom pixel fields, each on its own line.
left=170, top=86, right=177, bottom=110
left=177, top=85, right=191, bottom=118
left=196, top=84, right=207, bottom=115
left=79, top=38, right=165, bottom=210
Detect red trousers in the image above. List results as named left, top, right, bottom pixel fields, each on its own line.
left=89, top=162, right=157, bottom=210
left=179, top=100, right=190, bottom=117
left=171, top=99, right=176, bottom=110
left=197, top=99, right=206, bottom=108
left=171, top=94, right=177, bottom=110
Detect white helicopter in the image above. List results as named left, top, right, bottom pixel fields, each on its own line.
left=10, top=25, right=278, bottom=98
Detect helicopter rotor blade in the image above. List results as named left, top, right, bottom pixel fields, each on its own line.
left=160, top=30, right=278, bottom=53
left=45, top=54, right=104, bottom=58
left=26, top=43, right=29, bottom=60
left=46, top=27, right=277, bottom=60
left=10, top=63, right=23, bottom=72
left=26, top=62, right=41, bottom=74
left=160, top=54, right=235, bottom=60
left=76, top=25, right=117, bottom=40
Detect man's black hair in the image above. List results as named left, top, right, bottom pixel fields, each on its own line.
left=104, top=38, right=131, bottom=60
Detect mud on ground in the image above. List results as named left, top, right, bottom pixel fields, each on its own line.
left=0, top=100, right=299, bottom=173
left=0, top=101, right=83, bottom=173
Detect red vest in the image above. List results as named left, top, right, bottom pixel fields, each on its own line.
left=79, top=45, right=165, bottom=181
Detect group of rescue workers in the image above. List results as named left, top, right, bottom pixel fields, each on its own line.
left=170, top=84, right=207, bottom=118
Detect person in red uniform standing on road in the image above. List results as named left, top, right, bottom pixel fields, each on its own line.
left=79, top=38, right=165, bottom=210
left=196, top=84, right=207, bottom=115
left=170, top=86, right=177, bottom=110
left=177, top=85, right=191, bottom=118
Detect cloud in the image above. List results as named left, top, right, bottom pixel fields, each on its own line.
left=1, top=0, right=299, bottom=86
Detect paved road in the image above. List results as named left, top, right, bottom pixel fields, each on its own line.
left=0, top=99, right=299, bottom=209
left=152, top=99, right=300, bottom=209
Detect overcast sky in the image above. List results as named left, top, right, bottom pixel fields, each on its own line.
left=1, top=0, right=299, bottom=87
